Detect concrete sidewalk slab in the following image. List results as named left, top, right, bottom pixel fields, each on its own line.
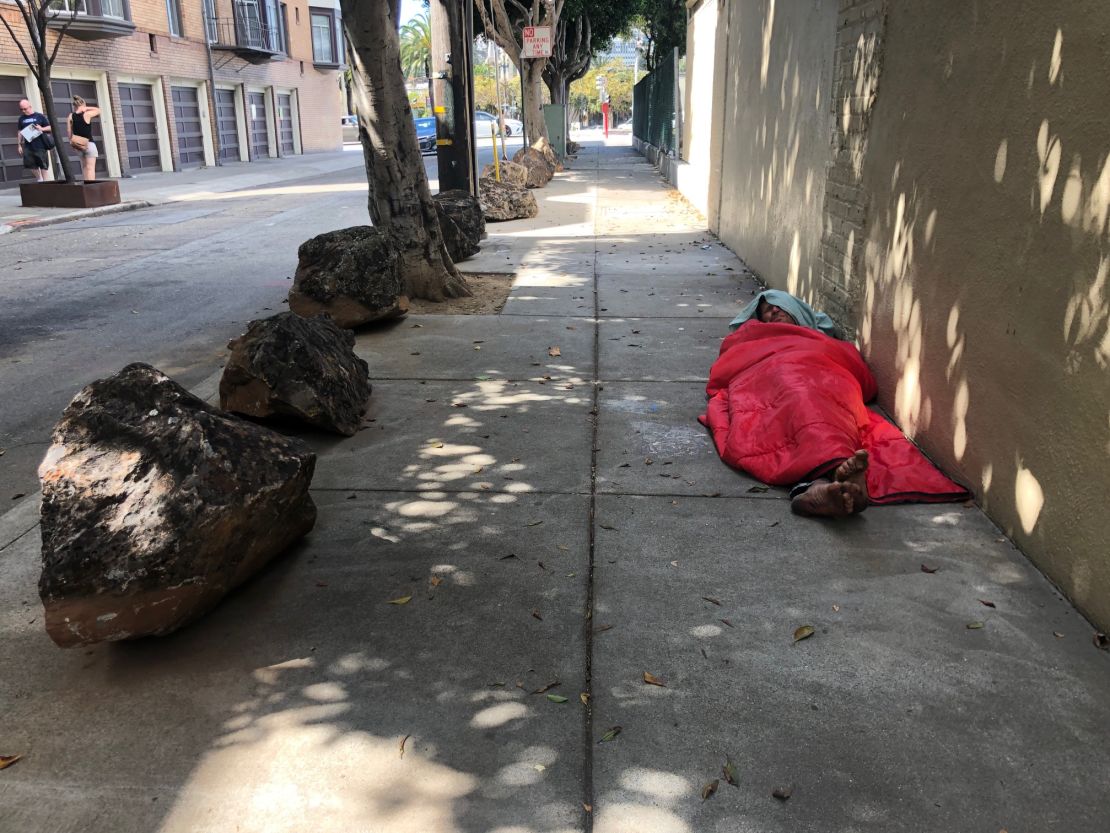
left=596, top=381, right=767, bottom=497
left=304, top=379, right=594, bottom=495
left=597, top=279, right=756, bottom=318
left=590, top=493, right=1110, bottom=832
left=352, top=315, right=595, bottom=381
left=599, top=317, right=731, bottom=381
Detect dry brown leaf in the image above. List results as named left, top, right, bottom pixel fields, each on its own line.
left=388, top=595, right=412, bottom=605
left=532, top=609, right=543, bottom=621
left=1094, top=632, right=1109, bottom=650
left=429, top=576, right=443, bottom=587
left=719, top=618, right=733, bottom=628
left=772, top=784, right=793, bottom=800
left=702, top=596, right=722, bottom=606
left=722, top=757, right=738, bottom=786
left=920, top=564, right=939, bottom=574
left=533, top=680, right=560, bottom=694
left=0, top=754, right=21, bottom=770
left=583, top=803, right=592, bottom=812
left=701, top=779, right=719, bottom=800
left=793, top=625, right=815, bottom=643
left=978, top=599, right=997, bottom=608
left=580, top=692, right=590, bottom=705
left=642, top=672, right=666, bottom=687
left=548, top=346, right=562, bottom=357
left=1053, top=631, right=1065, bottom=638
left=593, top=624, right=613, bottom=633
left=399, top=734, right=410, bottom=758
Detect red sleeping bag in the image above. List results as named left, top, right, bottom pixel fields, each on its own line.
left=699, top=321, right=967, bottom=504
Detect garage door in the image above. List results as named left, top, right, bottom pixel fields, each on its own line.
left=277, top=93, right=296, bottom=155
left=247, top=91, right=269, bottom=160
left=118, top=83, right=161, bottom=172
left=214, top=88, right=240, bottom=162
left=50, top=78, right=108, bottom=180
left=171, top=85, right=205, bottom=168
left=0, top=76, right=29, bottom=187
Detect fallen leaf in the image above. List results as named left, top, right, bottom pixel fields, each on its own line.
left=488, top=681, right=505, bottom=687
left=533, top=680, right=560, bottom=694
left=722, top=757, right=739, bottom=786
left=702, top=596, right=722, bottom=606
left=701, top=779, right=719, bottom=800
left=670, top=560, right=680, bottom=567
left=921, top=564, right=939, bottom=574
left=548, top=346, right=562, bottom=357
left=747, top=485, right=769, bottom=493
left=315, top=581, right=328, bottom=588
left=832, top=604, right=841, bottom=612
left=11, top=493, right=25, bottom=500
left=1095, top=632, right=1109, bottom=650
left=599, top=524, right=617, bottom=530
left=793, top=625, right=815, bottom=642
left=599, top=726, right=622, bottom=743
left=772, top=784, right=793, bottom=800
left=429, top=576, right=443, bottom=587
left=966, top=621, right=985, bottom=630
left=546, top=694, right=569, bottom=703
left=388, top=595, right=412, bottom=605
left=537, top=562, right=546, bottom=570
left=527, top=520, right=544, bottom=527
left=399, top=734, right=410, bottom=758
left=1053, top=631, right=1065, bottom=638
left=644, top=457, right=654, bottom=465
left=452, top=402, right=467, bottom=408
left=593, top=624, right=613, bottom=633
left=431, top=442, right=444, bottom=449
left=978, top=599, right=997, bottom=608
left=499, top=553, right=518, bottom=560
left=0, top=754, right=22, bottom=770
left=618, top=462, right=631, bottom=468
left=642, top=672, right=666, bottom=687
left=532, top=609, right=543, bottom=621
left=719, top=618, right=734, bottom=628
left=580, top=692, right=590, bottom=705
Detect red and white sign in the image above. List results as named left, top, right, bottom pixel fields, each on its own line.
left=522, top=25, right=553, bottom=58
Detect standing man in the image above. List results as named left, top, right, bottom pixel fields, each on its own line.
left=16, top=99, right=52, bottom=182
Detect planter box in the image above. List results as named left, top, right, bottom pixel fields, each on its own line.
left=19, top=180, right=121, bottom=209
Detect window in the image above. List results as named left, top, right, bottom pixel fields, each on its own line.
left=165, top=0, right=182, bottom=36
left=202, top=0, right=217, bottom=43
left=49, top=0, right=126, bottom=16
left=280, top=3, right=290, bottom=54
left=309, top=7, right=338, bottom=66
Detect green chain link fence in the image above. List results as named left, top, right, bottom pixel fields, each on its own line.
left=632, top=57, right=675, bottom=154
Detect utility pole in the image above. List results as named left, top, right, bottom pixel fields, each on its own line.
left=430, top=0, right=475, bottom=194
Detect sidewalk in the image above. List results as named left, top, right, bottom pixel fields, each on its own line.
left=0, top=147, right=367, bottom=233
left=1, top=139, right=1108, bottom=832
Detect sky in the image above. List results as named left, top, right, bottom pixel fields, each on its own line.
left=399, top=0, right=424, bottom=26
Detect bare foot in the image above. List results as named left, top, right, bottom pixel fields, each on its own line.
left=834, top=449, right=869, bottom=486
left=791, top=480, right=867, bottom=517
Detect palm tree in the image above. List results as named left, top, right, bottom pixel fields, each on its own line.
left=399, top=10, right=433, bottom=115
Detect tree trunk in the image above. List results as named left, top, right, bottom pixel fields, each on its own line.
left=339, top=0, right=469, bottom=301
left=521, top=58, right=547, bottom=145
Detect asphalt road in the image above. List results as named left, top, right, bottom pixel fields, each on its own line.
left=0, top=142, right=523, bottom=501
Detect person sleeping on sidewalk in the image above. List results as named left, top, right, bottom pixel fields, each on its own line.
left=698, top=289, right=968, bottom=518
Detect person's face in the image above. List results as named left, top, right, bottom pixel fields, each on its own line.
left=757, top=299, right=797, bottom=325
left=18, top=100, right=33, bottom=116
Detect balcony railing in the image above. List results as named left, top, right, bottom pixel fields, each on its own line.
left=209, top=16, right=282, bottom=63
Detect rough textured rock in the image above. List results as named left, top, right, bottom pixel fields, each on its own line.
left=566, top=140, right=580, bottom=155
left=38, top=363, right=317, bottom=647
left=480, top=160, right=527, bottom=188
left=220, top=312, right=371, bottom=436
left=533, top=139, right=559, bottom=172
left=433, top=189, right=485, bottom=263
left=512, top=147, right=555, bottom=188
left=479, top=177, right=539, bottom=221
left=289, top=226, right=407, bottom=328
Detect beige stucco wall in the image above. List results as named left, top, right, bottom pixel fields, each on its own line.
left=854, top=1, right=1110, bottom=627
left=710, top=0, right=838, bottom=305
left=676, top=0, right=719, bottom=216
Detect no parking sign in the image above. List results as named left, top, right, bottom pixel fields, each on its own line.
left=522, top=26, right=553, bottom=58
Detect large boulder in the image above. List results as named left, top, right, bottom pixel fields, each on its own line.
left=480, top=160, right=527, bottom=188
left=433, top=189, right=484, bottom=263
left=38, top=363, right=317, bottom=647
left=532, top=138, right=559, bottom=172
left=220, top=312, right=371, bottom=436
left=479, top=177, right=539, bottom=221
left=289, top=226, right=407, bottom=328
left=512, top=147, right=554, bottom=188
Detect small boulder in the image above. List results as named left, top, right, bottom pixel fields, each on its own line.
left=566, top=140, right=580, bottom=155
left=38, top=363, right=317, bottom=647
left=480, top=160, right=527, bottom=188
left=220, top=312, right=371, bottom=436
left=289, top=226, right=407, bottom=328
left=433, top=189, right=485, bottom=263
left=479, top=177, right=539, bottom=221
left=532, top=138, right=559, bottom=172
left=512, top=147, right=554, bottom=188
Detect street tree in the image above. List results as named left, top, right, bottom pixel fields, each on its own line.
left=634, top=0, right=687, bottom=70
left=339, top=0, right=470, bottom=300
left=399, top=10, right=435, bottom=117
left=570, top=59, right=633, bottom=124
left=0, top=0, right=78, bottom=184
left=473, top=0, right=566, bottom=144
left=542, top=0, right=639, bottom=112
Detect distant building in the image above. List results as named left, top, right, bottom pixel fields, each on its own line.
left=1, top=0, right=346, bottom=187
left=596, top=30, right=645, bottom=68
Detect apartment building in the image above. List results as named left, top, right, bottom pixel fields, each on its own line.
left=1, top=0, right=346, bottom=186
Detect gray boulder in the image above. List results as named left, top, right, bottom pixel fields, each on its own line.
left=289, top=226, right=407, bottom=328
left=38, top=363, right=317, bottom=647
left=433, top=189, right=484, bottom=263
left=479, top=177, right=539, bottom=221
left=512, top=147, right=554, bottom=188
left=480, top=160, right=527, bottom=188
left=220, top=312, right=371, bottom=436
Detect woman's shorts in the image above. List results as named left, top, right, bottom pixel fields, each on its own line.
left=81, top=142, right=99, bottom=160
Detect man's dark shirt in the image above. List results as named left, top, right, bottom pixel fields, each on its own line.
left=18, top=112, right=49, bottom=151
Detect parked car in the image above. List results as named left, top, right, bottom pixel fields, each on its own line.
left=414, top=117, right=437, bottom=154
left=341, top=114, right=359, bottom=143
left=474, top=110, right=523, bottom=139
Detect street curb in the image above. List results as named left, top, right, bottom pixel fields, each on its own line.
left=0, top=199, right=156, bottom=234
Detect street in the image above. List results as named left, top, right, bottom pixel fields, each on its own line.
left=0, top=139, right=522, bottom=502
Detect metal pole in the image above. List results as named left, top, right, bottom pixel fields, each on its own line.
left=672, top=46, right=682, bottom=158
left=204, top=19, right=223, bottom=165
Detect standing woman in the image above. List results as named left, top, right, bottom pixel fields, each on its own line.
left=67, top=96, right=101, bottom=182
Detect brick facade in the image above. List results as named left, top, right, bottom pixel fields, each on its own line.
left=1, top=0, right=343, bottom=183
left=815, top=0, right=887, bottom=332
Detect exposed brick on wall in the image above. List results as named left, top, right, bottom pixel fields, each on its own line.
left=815, top=0, right=887, bottom=332
left=1, top=0, right=341, bottom=173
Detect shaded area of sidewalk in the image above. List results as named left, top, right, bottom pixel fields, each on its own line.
left=1, top=141, right=1109, bottom=832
